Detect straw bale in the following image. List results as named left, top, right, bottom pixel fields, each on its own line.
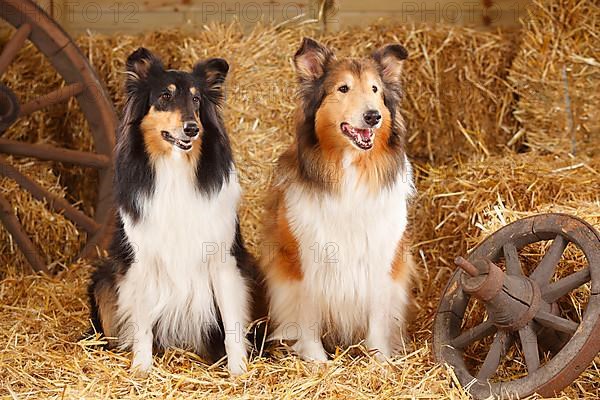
left=509, top=0, right=600, bottom=157
left=1, top=21, right=518, bottom=266
left=79, top=23, right=518, bottom=253
left=410, top=151, right=599, bottom=332
left=324, top=24, right=519, bottom=164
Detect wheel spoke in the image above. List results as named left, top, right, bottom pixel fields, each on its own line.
left=518, top=323, right=540, bottom=373
left=477, top=330, right=512, bottom=380
left=0, top=158, right=100, bottom=234
left=503, top=242, right=523, bottom=276
left=78, top=170, right=113, bottom=258
left=543, top=267, right=591, bottom=303
left=19, top=82, right=84, bottom=116
left=534, top=310, right=578, bottom=335
left=530, top=235, right=567, bottom=285
left=0, top=192, right=47, bottom=273
left=450, top=319, right=496, bottom=349
left=0, top=23, right=31, bottom=76
left=0, top=138, right=110, bottom=169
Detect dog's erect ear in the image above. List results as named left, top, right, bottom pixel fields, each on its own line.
left=193, top=58, right=229, bottom=90
left=294, top=37, right=334, bottom=82
left=373, top=44, right=408, bottom=82
left=125, top=47, right=163, bottom=82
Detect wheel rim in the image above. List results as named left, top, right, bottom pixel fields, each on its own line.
left=0, top=0, right=116, bottom=272
left=434, top=213, right=600, bottom=399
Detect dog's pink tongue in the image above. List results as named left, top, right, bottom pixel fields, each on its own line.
left=356, top=128, right=372, bottom=141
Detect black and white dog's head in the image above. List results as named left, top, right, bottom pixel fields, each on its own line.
left=114, top=48, right=234, bottom=219
left=121, top=47, right=229, bottom=155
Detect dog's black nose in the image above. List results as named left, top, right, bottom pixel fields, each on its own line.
left=183, top=121, right=200, bottom=137
left=363, top=110, right=381, bottom=127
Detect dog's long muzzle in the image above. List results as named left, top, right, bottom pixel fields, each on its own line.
left=161, top=130, right=193, bottom=151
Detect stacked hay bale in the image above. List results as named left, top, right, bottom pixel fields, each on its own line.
left=411, top=152, right=599, bottom=333
left=410, top=1, right=600, bottom=392
left=0, top=21, right=518, bottom=267
left=326, top=24, right=518, bottom=164
left=509, top=0, right=600, bottom=157
left=71, top=22, right=519, bottom=252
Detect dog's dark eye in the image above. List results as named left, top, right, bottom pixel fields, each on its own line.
left=192, top=96, right=200, bottom=104
left=372, top=85, right=378, bottom=93
left=338, top=85, right=349, bottom=93
left=160, top=92, right=172, bottom=101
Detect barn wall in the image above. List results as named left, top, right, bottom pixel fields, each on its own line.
left=31, top=1, right=528, bottom=34
left=332, top=1, right=527, bottom=28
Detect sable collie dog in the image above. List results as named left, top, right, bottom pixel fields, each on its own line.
left=260, top=38, right=415, bottom=361
left=89, top=48, right=256, bottom=375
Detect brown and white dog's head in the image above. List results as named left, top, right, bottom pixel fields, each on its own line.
left=294, top=38, right=407, bottom=155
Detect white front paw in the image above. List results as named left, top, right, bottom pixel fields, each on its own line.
left=366, top=335, right=391, bottom=360
left=130, top=352, right=153, bottom=377
left=227, top=356, right=247, bottom=377
left=293, top=340, right=328, bottom=362
left=226, top=342, right=248, bottom=376
left=366, top=346, right=391, bottom=360
left=371, top=349, right=390, bottom=363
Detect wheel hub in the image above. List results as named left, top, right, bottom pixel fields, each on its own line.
left=457, top=256, right=544, bottom=331
left=0, top=83, right=20, bottom=132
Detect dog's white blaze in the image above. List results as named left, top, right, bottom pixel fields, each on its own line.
left=116, top=151, right=248, bottom=372
left=271, top=153, right=414, bottom=356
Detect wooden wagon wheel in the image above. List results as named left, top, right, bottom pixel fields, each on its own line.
left=434, top=213, right=600, bottom=399
left=0, top=0, right=116, bottom=273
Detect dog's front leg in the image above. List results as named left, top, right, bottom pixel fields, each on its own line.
left=129, top=311, right=154, bottom=375
left=118, top=265, right=155, bottom=375
left=291, top=290, right=328, bottom=362
left=366, top=271, right=392, bottom=360
left=212, top=255, right=249, bottom=376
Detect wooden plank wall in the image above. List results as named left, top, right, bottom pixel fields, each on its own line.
left=30, top=1, right=528, bottom=34
left=331, top=0, right=528, bottom=29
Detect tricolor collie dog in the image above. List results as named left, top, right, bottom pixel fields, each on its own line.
left=260, top=38, right=415, bottom=361
left=89, top=48, right=257, bottom=375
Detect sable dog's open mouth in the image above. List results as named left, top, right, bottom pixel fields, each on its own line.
left=161, top=131, right=192, bottom=151
left=340, top=123, right=374, bottom=150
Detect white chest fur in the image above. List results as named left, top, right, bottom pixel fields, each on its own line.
left=117, top=152, right=241, bottom=351
left=283, top=156, right=413, bottom=342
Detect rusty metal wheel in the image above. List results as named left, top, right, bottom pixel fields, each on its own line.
left=0, top=0, right=116, bottom=273
left=434, top=213, right=600, bottom=399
